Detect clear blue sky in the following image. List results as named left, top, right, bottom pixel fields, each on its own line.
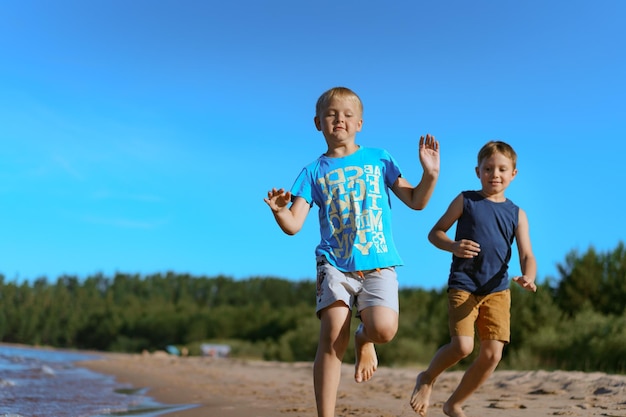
left=1, top=1, right=624, bottom=289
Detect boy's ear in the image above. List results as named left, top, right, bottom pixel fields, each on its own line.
left=314, top=116, right=322, bottom=131
left=475, top=167, right=480, bottom=178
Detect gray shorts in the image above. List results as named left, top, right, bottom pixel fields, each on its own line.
left=315, top=256, right=399, bottom=318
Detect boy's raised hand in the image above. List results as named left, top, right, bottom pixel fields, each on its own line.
left=512, top=275, right=537, bottom=292
left=264, top=188, right=292, bottom=213
left=418, top=134, right=440, bottom=174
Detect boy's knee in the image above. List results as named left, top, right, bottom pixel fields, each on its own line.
left=374, top=327, right=397, bottom=344
left=451, top=336, right=474, bottom=358
left=456, top=345, right=474, bottom=359
left=477, top=340, right=505, bottom=366
left=362, top=325, right=397, bottom=344
left=359, top=309, right=398, bottom=344
left=481, top=348, right=503, bottom=365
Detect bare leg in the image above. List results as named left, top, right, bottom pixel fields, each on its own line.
left=354, top=306, right=398, bottom=383
left=442, top=339, right=504, bottom=417
left=314, top=302, right=352, bottom=417
left=410, top=336, right=473, bottom=415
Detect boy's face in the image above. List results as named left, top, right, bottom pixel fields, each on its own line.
left=475, top=152, right=517, bottom=196
left=314, top=97, right=363, bottom=146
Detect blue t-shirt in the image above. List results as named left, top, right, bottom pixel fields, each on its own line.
left=290, top=147, right=404, bottom=272
left=448, top=190, right=519, bottom=295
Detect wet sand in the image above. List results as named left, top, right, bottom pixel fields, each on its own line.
left=79, top=351, right=626, bottom=417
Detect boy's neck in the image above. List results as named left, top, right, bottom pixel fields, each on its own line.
left=325, top=143, right=359, bottom=158
left=478, top=189, right=507, bottom=202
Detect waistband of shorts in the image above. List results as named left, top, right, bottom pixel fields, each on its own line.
left=316, top=256, right=382, bottom=279
left=355, top=268, right=381, bottom=278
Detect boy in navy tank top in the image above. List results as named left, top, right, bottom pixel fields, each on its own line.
left=410, top=141, right=537, bottom=417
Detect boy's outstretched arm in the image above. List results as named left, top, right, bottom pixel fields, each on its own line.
left=512, top=208, right=538, bottom=292
left=264, top=188, right=310, bottom=235
left=392, top=134, right=440, bottom=210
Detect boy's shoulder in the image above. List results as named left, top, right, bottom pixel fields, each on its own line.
left=360, top=146, right=392, bottom=156
left=461, top=190, right=481, bottom=200
left=353, top=146, right=397, bottom=163
left=461, top=190, right=519, bottom=209
left=303, top=147, right=393, bottom=167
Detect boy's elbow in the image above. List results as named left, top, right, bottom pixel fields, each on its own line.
left=405, top=197, right=428, bottom=211
left=409, top=191, right=433, bottom=211
left=406, top=197, right=428, bottom=211
left=427, top=229, right=448, bottom=250
left=281, top=225, right=301, bottom=236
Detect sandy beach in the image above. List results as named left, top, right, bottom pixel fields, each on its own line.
left=78, top=351, right=626, bottom=417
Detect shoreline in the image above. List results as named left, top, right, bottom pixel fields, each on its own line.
left=79, top=352, right=317, bottom=417
left=78, top=351, right=626, bottom=417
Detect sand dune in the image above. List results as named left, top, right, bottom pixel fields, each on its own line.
left=80, top=352, right=626, bottom=417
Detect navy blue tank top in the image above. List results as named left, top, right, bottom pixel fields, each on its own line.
left=448, top=190, right=519, bottom=295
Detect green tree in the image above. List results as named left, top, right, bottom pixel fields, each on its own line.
left=555, top=242, right=626, bottom=316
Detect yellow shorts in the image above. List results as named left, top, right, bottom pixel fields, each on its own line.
left=448, top=288, right=511, bottom=343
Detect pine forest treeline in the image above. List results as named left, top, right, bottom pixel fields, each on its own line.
left=1, top=242, right=625, bottom=374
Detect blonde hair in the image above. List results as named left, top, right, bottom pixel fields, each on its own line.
left=315, top=87, right=363, bottom=118
left=477, top=141, right=517, bottom=169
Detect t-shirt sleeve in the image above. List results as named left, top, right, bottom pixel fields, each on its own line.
left=382, top=150, right=403, bottom=187
left=290, top=167, right=314, bottom=206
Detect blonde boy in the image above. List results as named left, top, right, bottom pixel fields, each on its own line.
left=265, top=87, right=440, bottom=417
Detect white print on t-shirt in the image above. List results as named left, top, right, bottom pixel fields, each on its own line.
left=317, top=164, right=388, bottom=260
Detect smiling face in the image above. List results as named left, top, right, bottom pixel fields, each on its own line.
left=314, top=94, right=363, bottom=154
left=475, top=151, right=517, bottom=201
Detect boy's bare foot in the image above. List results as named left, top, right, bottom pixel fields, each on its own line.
left=443, top=402, right=467, bottom=417
left=410, top=372, right=433, bottom=416
left=354, top=323, right=377, bottom=383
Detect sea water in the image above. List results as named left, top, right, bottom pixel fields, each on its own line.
left=0, top=345, right=193, bottom=417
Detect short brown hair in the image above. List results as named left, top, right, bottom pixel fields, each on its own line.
left=315, top=87, right=363, bottom=118
left=477, top=141, right=517, bottom=169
